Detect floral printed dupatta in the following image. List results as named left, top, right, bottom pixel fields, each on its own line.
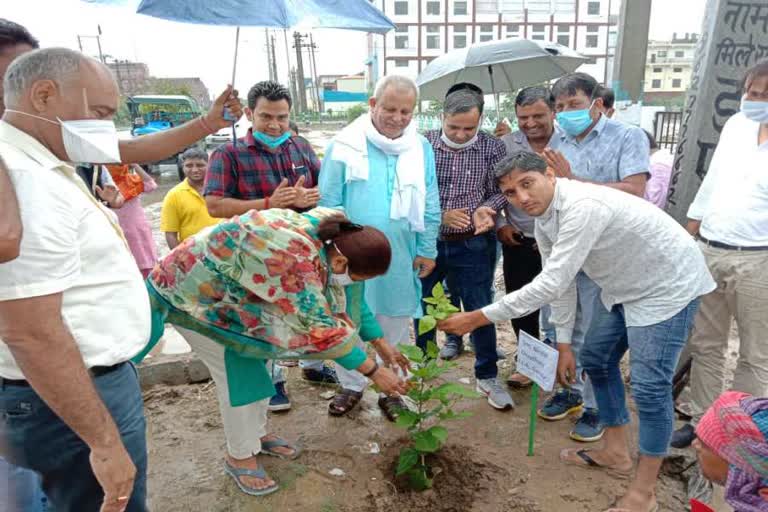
left=140, top=207, right=362, bottom=364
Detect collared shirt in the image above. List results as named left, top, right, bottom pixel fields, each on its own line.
left=204, top=129, right=321, bottom=200
left=687, top=112, right=768, bottom=247
left=645, top=150, right=674, bottom=209
left=483, top=179, right=715, bottom=343
left=499, top=127, right=563, bottom=236
left=161, top=178, right=222, bottom=241
left=424, top=130, right=506, bottom=236
left=558, top=115, right=650, bottom=184
left=0, top=121, right=150, bottom=380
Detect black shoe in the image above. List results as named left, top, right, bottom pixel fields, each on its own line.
left=670, top=423, right=695, bottom=449
left=302, top=366, right=339, bottom=385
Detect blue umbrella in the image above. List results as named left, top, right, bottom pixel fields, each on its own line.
left=84, top=0, right=394, bottom=139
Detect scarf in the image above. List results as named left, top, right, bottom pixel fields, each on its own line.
left=696, top=391, right=768, bottom=511
left=331, top=113, right=426, bottom=232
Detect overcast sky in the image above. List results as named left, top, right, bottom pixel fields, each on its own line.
left=4, top=0, right=707, bottom=98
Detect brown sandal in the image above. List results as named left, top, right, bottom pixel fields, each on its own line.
left=378, top=395, right=406, bottom=422
left=328, top=389, right=363, bottom=416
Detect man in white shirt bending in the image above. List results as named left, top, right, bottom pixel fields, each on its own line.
left=671, top=58, right=768, bottom=450
left=439, top=151, right=714, bottom=512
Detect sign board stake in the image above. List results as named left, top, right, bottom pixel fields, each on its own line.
left=515, top=330, right=559, bottom=458
left=528, top=383, right=539, bottom=456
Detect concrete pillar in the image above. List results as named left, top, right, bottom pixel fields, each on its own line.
left=666, top=0, right=768, bottom=223
left=611, top=0, right=652, bottom=103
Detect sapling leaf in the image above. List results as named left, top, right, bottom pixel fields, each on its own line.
left=418, top=316, right=437, bottom=335
left=413, top=429, right=441, bottom=453
left=396, top=448, right=419, bottom=475
left=426, top=341, right=440, bottom=360
left=439, top=410, right=473, bottom=421
left=407, top=468, right=433, bottom=490
left=433, top=310, right=448, bottom=321
left=443, top=304, right=460, bottom=313
left=395, top=409, right=421, bottom=429
left=426, top=305, right=437, bottom=316
left=432, top=282, right=445, bottom=298
left=398, top=343, right=425, bottom=363
left=423, top=297, right=440, bottom=305
left=426, top=425, right=448, bottom=445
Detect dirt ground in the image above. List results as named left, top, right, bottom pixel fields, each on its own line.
left=143, top=321, right=692, bottom=512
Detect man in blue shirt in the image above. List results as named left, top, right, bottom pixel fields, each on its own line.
left=538, top=72, right=649, bottom=443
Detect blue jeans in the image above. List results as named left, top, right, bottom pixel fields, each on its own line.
left=581, top=299, right=700, bottom=457
left=541, top=272, right=600, bottom=409
left=0, top=458, right=50, bottom=511
left=0, top=362, right=148, bottom=511
left=416, top=233, right=498, bottom=379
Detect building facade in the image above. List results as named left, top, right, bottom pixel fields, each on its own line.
left=643, top=33, right=698, bottom=105
left=367, top=0, right=619, bottom=87
left=107, top=60, right=150, bottom=97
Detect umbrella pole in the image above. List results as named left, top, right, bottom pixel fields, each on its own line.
left=229, top=26, right=241, bottom=144
left=488, top=65, right=501, bottom=124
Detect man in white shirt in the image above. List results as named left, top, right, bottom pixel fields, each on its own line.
left=439, top=151, right=714, bottom=512
left=0, top=48, right=151, bottom=511
left=671, top=59, right=768, bottom=450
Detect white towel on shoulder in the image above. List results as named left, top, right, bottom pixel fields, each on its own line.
left=331, top=114, right=426, bottom=232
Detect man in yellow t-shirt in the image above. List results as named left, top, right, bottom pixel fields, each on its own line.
left=161, top=148, right=221, bottom=249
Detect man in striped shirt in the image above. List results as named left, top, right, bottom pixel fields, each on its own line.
left=419, top=85, right=514, bottom=411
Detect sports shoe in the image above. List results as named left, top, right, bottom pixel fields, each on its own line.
left=476, top=378, right=515, bottom=411
left=538, top=389, right=583, bottom=421
left=268, top=382, right=291, bottom=412
left=670, top=423, right=696, bottom=449
left=302, top=365, right=339, bottom=385
left=439, top=340, right=464, bottom=361
left=569, top=408, right=604, bottom=442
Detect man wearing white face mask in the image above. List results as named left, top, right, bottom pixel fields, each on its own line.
left=0, top=48, right=150, bottom=511
left=670, top=58, right=768, bottom=451
left=319, top=75, right=441, bottom=421
left=419, top=85, right=514, bottom=411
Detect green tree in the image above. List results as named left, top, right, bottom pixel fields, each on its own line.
left=346, top=103, right=368, bottom=122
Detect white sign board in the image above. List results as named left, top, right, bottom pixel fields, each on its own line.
left=516, top=330, right=559, bottom=392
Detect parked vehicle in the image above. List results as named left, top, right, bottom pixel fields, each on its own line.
left=127, top=95, right=205, bottom=180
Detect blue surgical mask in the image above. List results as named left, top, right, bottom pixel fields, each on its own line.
left=253, top=130, right=291, bottom=149
left=556, top=100, right=597, bottom=137
left=741, top=96, right=768, bottom=124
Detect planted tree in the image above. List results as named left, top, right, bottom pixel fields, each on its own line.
left=394, top=283, right=480, bottom=491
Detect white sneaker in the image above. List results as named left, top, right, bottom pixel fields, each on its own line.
left=476, top=378, right=515, bottom=411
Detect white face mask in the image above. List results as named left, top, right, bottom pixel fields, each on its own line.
left=440, top=129, right=479, bottom=150
left=330, top=271, right=354, bottom=287
left=5, top=110, right=121, bottom=164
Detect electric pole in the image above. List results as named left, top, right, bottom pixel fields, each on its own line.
left=308, top=33, right=321, bottom=112
left=76, top=25, right=105, bottom=64
left=292, top=32, right=308, bottom=113
left=265, top=29, right=275, bottom=81
left=289, top=68, right=300, bottom=113
left=270, top=35, right=278, bottom=85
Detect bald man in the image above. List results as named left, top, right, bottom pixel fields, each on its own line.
left=0, top=17, right=241, bottom=263
left=0, top=48, right=153, bottom=512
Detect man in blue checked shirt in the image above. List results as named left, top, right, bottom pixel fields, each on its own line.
left=420, top=85, right=515, bottom=411
left=537, top=72, right=650, bottom=444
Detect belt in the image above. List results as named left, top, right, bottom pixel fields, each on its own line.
left=0, top=362, right=125, bottom=387
left=439, top=232, right=481, bottom=242
left=698, top=235, right=768, bottom=252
